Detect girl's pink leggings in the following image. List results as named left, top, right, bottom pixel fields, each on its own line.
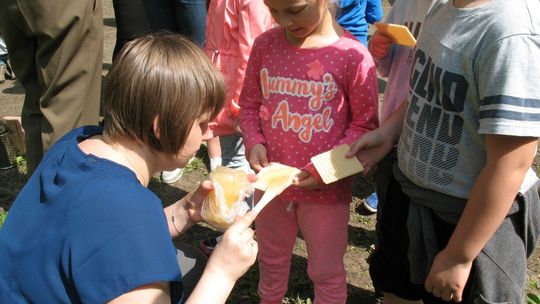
left=256, top=197, right=350, bottom=304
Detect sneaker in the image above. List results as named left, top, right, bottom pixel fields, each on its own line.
left=160, top=168, right=184, bottom=184
left=363, top=192, right=378, bottom=213
left=160, top=157, right=196, bottom=184
left=199, top=236, right=221, bottom=257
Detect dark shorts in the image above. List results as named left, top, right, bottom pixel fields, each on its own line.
left=370, top=162, right=539, bottom=303
left=369, top=162, right=474, bottom=303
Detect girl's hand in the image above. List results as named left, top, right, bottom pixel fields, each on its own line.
left=248, top=143, right=269, bottom=172
left=368, top=31, right=393, bottom=60
left=424, top=249, right=473, bottom=303
left=346, top=129, right=393, bottom=175
left=292, top=170, right=320, bottom=189
left=206, top=211, right=258, bottom=282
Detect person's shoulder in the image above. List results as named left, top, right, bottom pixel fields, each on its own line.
left=256, top=27, right=281, bottom=41
left=91, top=177, right=159, bottom=209
left=494, top=0, right=540, bottom=34
left=56, top=125, right=102, bottom=145
left=339, top=31, right=371, bottom=54
left=252, top=27, right=282, bottom=48
left=470, top=0, right=539, bottom=52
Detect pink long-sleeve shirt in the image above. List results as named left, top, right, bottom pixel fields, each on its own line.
left=239, top=28, right=379, bottom=204
left=205, top=0, right=274, bottom=136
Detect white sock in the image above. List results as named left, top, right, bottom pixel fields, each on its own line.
left=210, top=157, right=222, bottom=171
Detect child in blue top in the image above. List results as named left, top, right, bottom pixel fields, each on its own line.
left=335, top=0, right=383, bottom=46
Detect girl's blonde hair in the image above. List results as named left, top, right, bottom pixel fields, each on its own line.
left=103, top=34, right=225, bottom=154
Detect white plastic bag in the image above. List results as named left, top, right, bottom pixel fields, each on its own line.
left=201, top=166, right=254, bottom=231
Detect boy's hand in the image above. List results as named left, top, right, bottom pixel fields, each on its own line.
left=206, top=211, right=258, bottom=282
left=424, top=249, right=472, bottom=302
left=346, top=129, right=393, bottom=175
left=292, top=170, right=320, bottom=189
left=248, top=143, right=269, bottom=172
left=368, top=31, right=393, bottom=60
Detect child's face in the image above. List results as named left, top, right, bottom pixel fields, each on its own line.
left=264, top=0, right=326, bottom=40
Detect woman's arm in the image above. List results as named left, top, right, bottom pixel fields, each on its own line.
left=108, top=282, right=170, bottom=304
left=186, top=211, right=258, bottom=303
left=107, top=211, right=258, bottom=304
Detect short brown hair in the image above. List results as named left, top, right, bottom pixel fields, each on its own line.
left=103, top=34, right=225, bottom=154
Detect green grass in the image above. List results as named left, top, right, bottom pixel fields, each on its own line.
left=0, top=209, right=7, bottom=229
left=528, top=293, right=540, bottom=304
left=184, top=157, right=205, bottom=173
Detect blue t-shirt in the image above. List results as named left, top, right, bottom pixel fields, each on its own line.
left=0, top=126, right=183, bottom=303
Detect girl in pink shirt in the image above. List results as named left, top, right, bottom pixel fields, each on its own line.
left=239, top=0, right=378, bottom=302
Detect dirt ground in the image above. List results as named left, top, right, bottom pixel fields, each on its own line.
left=1, top=0, right=539, bottom=303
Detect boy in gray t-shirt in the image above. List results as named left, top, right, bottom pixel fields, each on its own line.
left=349, top=0, right=540, bottom=302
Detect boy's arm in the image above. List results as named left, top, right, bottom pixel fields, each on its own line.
left=425, top=134, right=538, bottom=302
left=297, top=47, right=379, bottom=188
left=369, top=32, right=394, bottom=77
left=347, top=100, right=407, bottom=173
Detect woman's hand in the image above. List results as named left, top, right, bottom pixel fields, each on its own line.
left=186, top=211, right=258, bottom=303
left=168, top=181, right=214, bottom=237
left=248, top=143, right=268, bottom=172
left=206, top=211, right=258, bottom=283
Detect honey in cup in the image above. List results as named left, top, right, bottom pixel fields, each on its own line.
left=201, top=166, right=254, bottom=231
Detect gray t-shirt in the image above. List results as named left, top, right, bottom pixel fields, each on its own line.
left=398, top=0, right=540, bottom=199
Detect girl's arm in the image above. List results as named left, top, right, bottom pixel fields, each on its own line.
left=238, top=37, right=266, bottom=157
left=425, top=134, right=538, bottom=302
left=339, top=48, right=379, bottom=146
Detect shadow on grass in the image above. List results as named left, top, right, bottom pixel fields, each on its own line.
left=225, top=252, right=378, bottom=304
left=1, top=80, right=25, bottom=95
left=348, top=225, right=377, bottom=249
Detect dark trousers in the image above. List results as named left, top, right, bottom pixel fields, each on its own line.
left=112, top=0, right=207, bottom=60
left=0, top=0, right=103, bottom=175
